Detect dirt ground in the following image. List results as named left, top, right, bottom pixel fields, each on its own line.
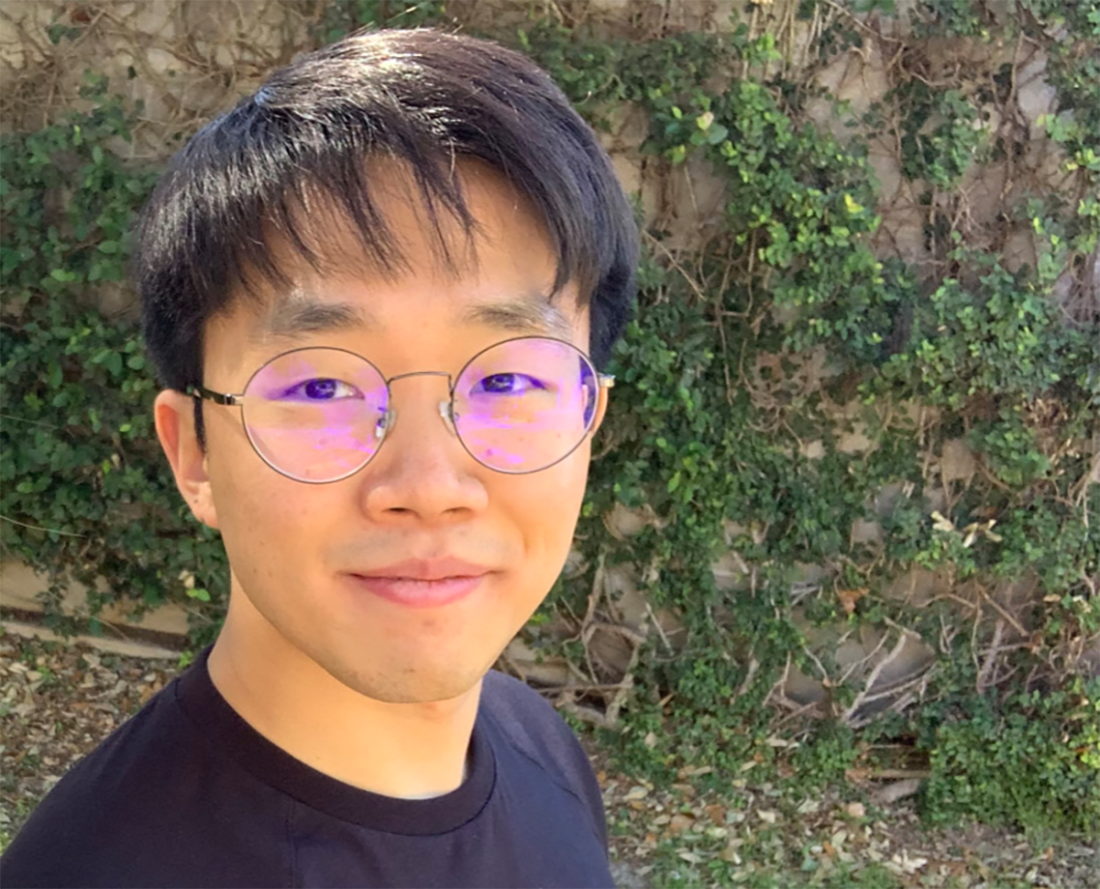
left=1, top=627, right=1096, bottom=887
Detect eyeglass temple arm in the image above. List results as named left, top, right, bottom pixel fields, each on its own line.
left=186, top=384, right=242, bottom=407
left=598, top=374, right=615, bottom=389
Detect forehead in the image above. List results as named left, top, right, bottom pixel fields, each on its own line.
left=208, top=161, right=589, bottom=358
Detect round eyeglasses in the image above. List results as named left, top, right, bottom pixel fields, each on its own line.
left=187, top=336, right=614, bottom=483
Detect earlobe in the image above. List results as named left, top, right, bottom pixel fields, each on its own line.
left=154, top=390, right=220, bottom=530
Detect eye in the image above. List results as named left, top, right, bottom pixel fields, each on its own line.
left=471, top=373, right=549, bottom=396
left=277, top=378, right=362, bottom=401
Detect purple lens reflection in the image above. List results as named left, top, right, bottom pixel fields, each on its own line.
left=454, top=339, right=597, bottom=472
left=241, top=349, right=389, bottom=482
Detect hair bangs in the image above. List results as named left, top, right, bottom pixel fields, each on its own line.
left=137, top=28, right=638, bottom=401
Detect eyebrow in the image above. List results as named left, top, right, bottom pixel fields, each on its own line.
left=256, top=300, right=367, bottom=339
left=254, top=292, right=576, bottom=342
left=461, top=298, right=575, bottom=339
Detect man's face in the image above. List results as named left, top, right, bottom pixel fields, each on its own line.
left=166, top=165, right=606, bottom=703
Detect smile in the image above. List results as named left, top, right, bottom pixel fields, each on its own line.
left=348, top=574, right=487, bottom=608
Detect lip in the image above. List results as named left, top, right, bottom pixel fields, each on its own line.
left=347, top=558, right=493, bottom=609
left=355, top=558, right=493, bottom=581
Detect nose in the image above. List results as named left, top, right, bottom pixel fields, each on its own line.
left=359, top=373, right=489, bottom=522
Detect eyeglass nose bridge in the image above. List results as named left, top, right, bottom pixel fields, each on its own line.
left=375, top=369, right=457, bottom=443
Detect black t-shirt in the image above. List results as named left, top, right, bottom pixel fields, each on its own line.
left=0, top=649, right=612, bottom=888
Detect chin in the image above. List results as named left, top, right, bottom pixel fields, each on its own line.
left=319, top=650, right=492, bottom=705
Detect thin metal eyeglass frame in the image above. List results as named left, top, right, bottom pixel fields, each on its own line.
left=186, top=335, right=615, bottom=483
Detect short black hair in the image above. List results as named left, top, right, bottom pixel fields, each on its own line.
left=135, top=28, right=638, bottom=403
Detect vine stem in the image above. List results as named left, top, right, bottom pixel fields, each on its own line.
left=0, top=515, right=87, bottom=538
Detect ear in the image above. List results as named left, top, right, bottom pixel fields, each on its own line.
left=154, top=390, right=220, bottom=530
left=589, top=377, right=612, bottom=435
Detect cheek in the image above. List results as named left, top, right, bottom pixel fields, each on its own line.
left=205, top=434, right=327, bottom=570
left=505, top=444, right=591, bottom=558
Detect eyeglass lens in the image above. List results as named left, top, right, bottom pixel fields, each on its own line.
left=239, top=339, right=598, bottom=482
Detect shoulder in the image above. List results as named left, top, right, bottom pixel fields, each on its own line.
left=0, top=670, right=286, bottom=888
left=480, top=668, right=579, bottom=758
left=0, top=683, right=185, bottom=886
left=479, top=669, right=606, bottom=839
left=482, top=667, right=561, bottom=717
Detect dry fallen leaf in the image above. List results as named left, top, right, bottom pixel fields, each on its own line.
left=704, top=803, right=726, bottom=825
left=930, top=511, right=955, bottom=532
left=837, top=587, right=869, bottom=615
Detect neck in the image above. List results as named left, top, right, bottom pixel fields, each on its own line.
left=207, top=591, right=482, bottom=800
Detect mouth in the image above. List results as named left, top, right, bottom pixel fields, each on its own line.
left=346, top=557, right=494, bottom=608
left=347, top=574, right=487, bottom=608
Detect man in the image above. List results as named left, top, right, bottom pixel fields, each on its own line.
left=0, top=27, right=638, bottom=888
